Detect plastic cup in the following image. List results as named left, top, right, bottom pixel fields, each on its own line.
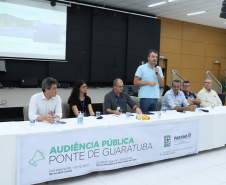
left=30, top=119, right=35, bottom=126
left=198, top=108, right=202, bottom=113
left=162, top=108, right=167, bottom=113
left=126, top=112, right=130, bottom=119
left=157, top=111, right=161, bottom=118
left=96, top=111, right=101, bottom=118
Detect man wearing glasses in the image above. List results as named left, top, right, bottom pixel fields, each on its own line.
left=197, top=79, right=222, bottom=107
left=104, top=78, right=142, bottom=115
left=161, top=80, right=196, bottom=111
left=182, top=81, right=201, bottom=107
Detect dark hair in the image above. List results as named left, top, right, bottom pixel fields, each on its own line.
left=68, top=80, right=86, bottom=104
left=183, top=80, right=190, bottom=86
left=41, top=77, right=58, bottom=92
left=147, top=49, right=158, bottom=57
left=172, top=79, right=181, bottom=86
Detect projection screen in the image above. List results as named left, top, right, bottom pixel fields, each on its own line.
left=0, top=0, right=67, bottom=60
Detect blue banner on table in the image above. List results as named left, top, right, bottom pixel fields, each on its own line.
left=17, top=120, right=199, bottom=185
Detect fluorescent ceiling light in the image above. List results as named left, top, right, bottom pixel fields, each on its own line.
left=148, top=1, right=166, bottom=8
left=187, top=11, right=206, bottom=16
left=168, top=0, right=178, bottom=2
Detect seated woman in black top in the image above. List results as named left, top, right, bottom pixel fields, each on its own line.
left=68, top=80, right=95, bottom=117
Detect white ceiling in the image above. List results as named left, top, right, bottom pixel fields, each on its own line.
left=78, top=0, right=226, bottom=29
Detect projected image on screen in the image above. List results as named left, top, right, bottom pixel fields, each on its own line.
left=0, top=1, right=67, bottom=60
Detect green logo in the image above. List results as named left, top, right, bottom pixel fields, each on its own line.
left=28, top=150, right=45, bottom=167
left=164, top=135, right=171, bottom=147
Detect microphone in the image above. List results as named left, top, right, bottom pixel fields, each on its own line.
left=155, top=63, right=158, bottom=75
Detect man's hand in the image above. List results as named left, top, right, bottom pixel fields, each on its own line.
left=148, top=81, right=157, bottom=86
left=135, top=107, right=142, bottom=114
left=155, top=67, right=159, bottom=75
left=187, top=99, right=194, bottom=105
left=113, top=109, right=121, bottom=115
left=186, top=105, right=196, bottom=112
left=46, top=111, right=55, bottom=123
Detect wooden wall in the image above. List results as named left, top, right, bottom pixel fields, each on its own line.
left=158, top=17, right=226, bottom=93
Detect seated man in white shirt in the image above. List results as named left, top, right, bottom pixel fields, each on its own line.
left=29, top=77, right=62, bottom=123
left=197, top=79, right=222, bottom=107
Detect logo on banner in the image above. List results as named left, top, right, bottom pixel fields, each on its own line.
left=174, top=132, right=192, bottom=141
left=188, top=132, right=191, bottom=137
left=164, top=135, right=171, bottom=147
left=28, top=150, right=45, bottom=167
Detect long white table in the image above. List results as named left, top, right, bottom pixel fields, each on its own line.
left=1, top=106, right=226, bottom=185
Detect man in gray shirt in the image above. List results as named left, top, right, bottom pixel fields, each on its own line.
left=161, top=80, right=196, bottom=111
left=104, top=78, right=142, bottom=115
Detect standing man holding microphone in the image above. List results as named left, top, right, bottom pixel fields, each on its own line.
left=134, top=50, right=164, bottom=112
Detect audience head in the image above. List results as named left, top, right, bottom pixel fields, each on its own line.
left=172, top=79, right=181, bottom=95
left=182, top=80, right=190, bottom=92
left=41, top=77, right=58, bottom=98
left=204, top=79, right=212, bottom=91
left=147, top=49, right=158, bottom=65
left=113, top=78, right=124, bottom=95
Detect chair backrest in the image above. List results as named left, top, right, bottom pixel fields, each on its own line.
left=218, top=93, right=226, bottom=106
left=62, top=101, right=70, bottom=119
left=162, top=85, right=171, bottom=96
left=157, top=96, right=163, bottom=111
left=92, top=103, right=104, bottom=115
left=23, top=104, right=29, bottom=121
left=127, top=96, right=140, bottom=113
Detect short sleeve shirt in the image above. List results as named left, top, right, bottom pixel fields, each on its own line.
left=104, top=90, right=136, bottom=113
left=68, top=95, right=91, bottom=118
left=135, top=63, right=164, bottom=98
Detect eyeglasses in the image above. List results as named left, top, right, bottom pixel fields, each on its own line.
left=116, top=86, right=123, bottom=88
left=183, top=85, right=190, bottom=87
left=81, top=86, right=88, bottom=89
left=205, top=82, right=211, bottom=84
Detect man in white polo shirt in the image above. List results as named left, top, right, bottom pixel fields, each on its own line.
left=134, top=50, right=164, bottom=112
left=197, top=79, right=222, bottom=107
left=29, top=77, right=62, bottom=123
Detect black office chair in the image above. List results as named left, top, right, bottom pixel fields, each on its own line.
left=162, top=85, right=171, bottom=96
left=217, top=93, right=226, bottom=105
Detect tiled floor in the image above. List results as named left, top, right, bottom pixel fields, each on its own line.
left=36, top=146, right=226, bottom=185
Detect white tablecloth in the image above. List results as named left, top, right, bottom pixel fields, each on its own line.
left=1, top=106, right=226, bottom=185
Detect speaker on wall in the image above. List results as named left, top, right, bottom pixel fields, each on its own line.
left=123, top=85, right=138, bottom=97
left=58, top=83, right=69, bottom=88
left=21, top=77, right=38, bottom=87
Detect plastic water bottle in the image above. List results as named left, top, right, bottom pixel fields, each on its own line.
left=77, top=111, right=83, bottom=124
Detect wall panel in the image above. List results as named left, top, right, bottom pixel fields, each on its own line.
left=206, top=44, right=226, bottom=58
left=160, top=38, right=181, bottom=54
left=182, top=26, right=206, bottom=43
left=180, top=69, right=206, bottom=83
left=181, top=55, right=205, bottom=69
left=182, top=41, right=205, bottom=56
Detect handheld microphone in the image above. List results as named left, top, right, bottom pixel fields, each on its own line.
left=177, top=110, right=186, bottom=113
left=155, top=63, right=158, bottom=75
